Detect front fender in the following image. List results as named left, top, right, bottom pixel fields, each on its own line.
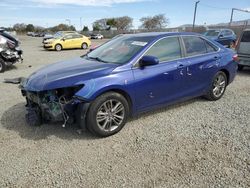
left=74, top=70, right=135, bottom=104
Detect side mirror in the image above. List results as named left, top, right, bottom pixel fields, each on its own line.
left=139, top=55, right=159, bottom=67
left=61, top=38, right=65, bottom=41
left=219, top=34, right=224, bottom=38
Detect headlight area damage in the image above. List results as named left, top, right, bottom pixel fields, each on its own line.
left=21, top=84, right=89, bottom=128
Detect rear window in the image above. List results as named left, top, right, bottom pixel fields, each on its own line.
left=241, top=31, right=250, bottom=42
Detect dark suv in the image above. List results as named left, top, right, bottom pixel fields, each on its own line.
left=236, top=29, right=250, bottom=70
left=204, top=29, right=236, bottom=48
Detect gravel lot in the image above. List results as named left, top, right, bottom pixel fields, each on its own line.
left=0, top=36, right=249, bottom=187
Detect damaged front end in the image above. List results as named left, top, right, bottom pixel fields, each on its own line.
left=21, top=85, right=88, bottom=127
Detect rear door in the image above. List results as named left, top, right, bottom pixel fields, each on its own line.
left=181, top=36, right=220, bottom=96
left=219, top=30, right=233, bottom=46
left=71, top=34, right=83, bottom=48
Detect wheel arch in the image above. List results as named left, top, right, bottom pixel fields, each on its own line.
left=219, top=69, right=230, bottom=85
left=55, top=43, right=62, bottom=50
left=76, top=85, right=134, bottom=115
left=96, top=88, right=133, bottom=115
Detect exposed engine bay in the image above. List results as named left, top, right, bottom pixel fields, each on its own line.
left=21, top=85, right=88, bottom=127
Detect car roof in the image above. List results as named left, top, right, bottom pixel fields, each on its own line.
left=207, top=28, right=232, bottom=31
left=243, top=28, right=250, bottom=31
left=121, top=32, right=201, bottom=38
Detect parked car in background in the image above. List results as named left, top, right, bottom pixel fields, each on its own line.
left=43, top=31, right=78, bottom=43
left=43, top=33, right=91, bottom=51
left=236, top=29, right=250, bottom=70
left=0, top=30, right=23, bottom=73
left=204, top=29, right=236, bottom=48
left=22, top=32, right=237, bottom=137
left=90, top=33, right=104, bottom=39
left=27, top=32, right=33, bottom=36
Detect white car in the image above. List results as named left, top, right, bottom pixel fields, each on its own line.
left=91, top=34, right=104, bottom=39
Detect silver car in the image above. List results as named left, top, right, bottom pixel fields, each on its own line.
left=236, top=29, right=250, bottom=70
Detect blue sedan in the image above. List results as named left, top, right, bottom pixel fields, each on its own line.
left=21, top=32, right=238, bottom=137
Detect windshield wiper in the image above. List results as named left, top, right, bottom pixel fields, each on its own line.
left=86, top=55, right=109, bottom=63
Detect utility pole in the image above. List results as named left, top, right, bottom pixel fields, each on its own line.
left=192, top=1, right=200, bottom=32
left=229, top=8, right=250, bottom=26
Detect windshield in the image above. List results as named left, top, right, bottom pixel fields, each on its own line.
left=85, top=35, right=154, bottom=64
left=54, top=32, right=63, bottom=39
left=204, top=30, right=220, bottom=37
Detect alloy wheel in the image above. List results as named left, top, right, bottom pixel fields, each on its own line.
left=213, top=74, right=226, bottom=98
left=96, top=99, right=125, bottom=132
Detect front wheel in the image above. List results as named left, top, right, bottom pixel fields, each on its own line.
left=86, top=92, right=129, bottom=137
left=81, top=43, right=88, bottom=49
left=55, top=44, right=62, bottom=51
left=205, top=71, right=227, bottom=101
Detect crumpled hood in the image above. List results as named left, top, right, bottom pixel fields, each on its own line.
left=23, top=57, right=118, bottom=91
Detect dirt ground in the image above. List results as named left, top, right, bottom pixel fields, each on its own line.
left=0, top=36, right=249, bottom=187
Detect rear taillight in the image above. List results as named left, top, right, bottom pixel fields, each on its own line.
left=233, top=54, right=239, bottom=62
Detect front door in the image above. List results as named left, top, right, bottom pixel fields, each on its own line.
left=132, top=37, right=187, bottom=111
left=61, top=34, right=74, bottom=49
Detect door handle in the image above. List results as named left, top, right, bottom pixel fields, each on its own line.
left=214, top=56, right=221, bottom=60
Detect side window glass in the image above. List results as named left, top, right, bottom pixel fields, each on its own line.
left=221, top=31, right=226, bottom=36
left=145, top=37, right=182, bottom=62
left=241, top=31, right=250, bottom=42
left=204, top=40, right=218, bottom=53
left=183, top=36, right=207, bottom=56
left=72, top=34, right=82, bottom=39
left=225, top=30, right=231, bottom=36
left=64, top=35, right=73, bottom=40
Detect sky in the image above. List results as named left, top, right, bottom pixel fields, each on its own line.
left=0, top=0, right=249, bottom=30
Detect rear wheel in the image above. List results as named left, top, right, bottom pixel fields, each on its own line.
left=86, top=92, right=129, bottom=137
left=55, top=44, right=62, bottom=51
left=205, top=71, right=227, bottom=101
left=238, top=65, right=244, bottom=71
left=0, top=58, right=6, bottom=73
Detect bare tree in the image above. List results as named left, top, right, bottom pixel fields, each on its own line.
left=93, top=16, right=133, bottom=31
left=115, top=16, right=133, bottom=31
left=13, top=23, right=27, bottom=32
left=93, top=19, right=109, bottom=31
left=140, top=14, right=169, bottom=30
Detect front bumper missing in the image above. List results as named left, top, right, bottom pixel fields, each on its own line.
left=21, top=89, right=90, bottom=128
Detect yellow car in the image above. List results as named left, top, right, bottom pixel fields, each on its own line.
left=44, top=33, right=91, bottom=51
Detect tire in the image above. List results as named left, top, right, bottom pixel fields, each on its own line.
left=86, top=92, right=129, bottom=137
left=0, top=58, right=6, bottom=73
left=55, top=44, right=62, bottom=51
left=238, top=65, right=244, bottom=71
left=205, top=71, right=227, bottom=101
left=81, top=43, right=88, bottom=49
